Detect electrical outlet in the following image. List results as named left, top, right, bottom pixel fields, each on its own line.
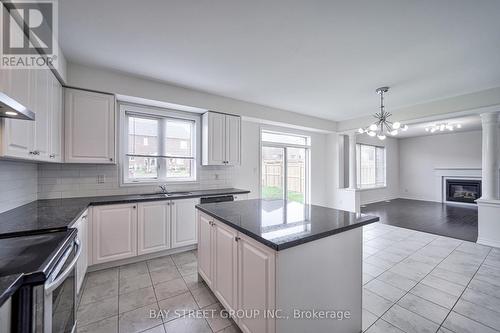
left=97, top=175, right=105, bottom=184
left=214, top=174, right=220, bottom=180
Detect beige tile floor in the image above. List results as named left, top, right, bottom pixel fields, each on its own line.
left=77, top=223, right=500, bottom=333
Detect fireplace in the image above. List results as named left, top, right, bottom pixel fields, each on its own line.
left=446, top=179, right=481, bottom=204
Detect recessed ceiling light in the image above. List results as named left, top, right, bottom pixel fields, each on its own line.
left=5, top=111, right=18, bottom=116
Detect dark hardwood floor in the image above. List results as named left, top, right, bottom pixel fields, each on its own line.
left=361, top=198, right=478, bottom=242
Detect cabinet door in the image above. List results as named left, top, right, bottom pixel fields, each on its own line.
left=32, top=69, right=50, bottom=160
left=237, top=234, right=276, bottom=333
left=137, top=201, right=171, bottom=255
left=0, top=69, right=34, bottom=159
left=225, top=114, right=241, bottom=165
left=213, top=220, right=238, bottom=313
left=197, top=212, right=213, bottom=287
left=64, top=88, right=115, bottom=163
left=204, top=112, right=226, bottom=165
left=92, top=204, right=137, bottom=264
left=49, top=74, right=63, bottom=162
left=171, top=198, right=198, bottom=248
left=76, top=212, right=89, bottom=294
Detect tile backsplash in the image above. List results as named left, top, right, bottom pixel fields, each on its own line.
left=37, top=163, right=235, bottom=199
left=0, top=161, right=38, bottom=213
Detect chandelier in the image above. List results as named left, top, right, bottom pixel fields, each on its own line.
left=358, top=87, right=408, bottom=140
left=425, top=123, right=462, bottom=133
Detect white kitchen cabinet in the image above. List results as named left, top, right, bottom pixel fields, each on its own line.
left=0, top=67, right=63, bottom=162
left=171, top=198, right=198, bottom=248
left=237, top=233, right=276, bottom=333
left=75, top=210, right=89, bottom=294
left=0, top=68, right=34, bottom=159
left=92, top=203, right=137, bottom=264
left=138, top=201, right=171, bottom=255
left=225, top=114, right=241, bottom=165
left=197, top=212, right=213, bottom=287
left=49, top=74, right=63, bottom=162
left=202, top=111, right=241, bottom=166
left=197, top=212, right=276, bottom=333
left=64, top=88, right=116, bottom=164
left=32, top=68, right=50, bottom=161
left=213, top=220, right=238, bottom=313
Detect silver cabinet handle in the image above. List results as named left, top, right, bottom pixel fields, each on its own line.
left=235, top=236, right=241, bottom=242
left=49, top=154, right=55, bottom=158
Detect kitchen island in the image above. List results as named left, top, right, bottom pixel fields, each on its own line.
left=196, top=199, right=379, bottom=333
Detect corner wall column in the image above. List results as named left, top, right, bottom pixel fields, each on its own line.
left=480, top=112, right=499, bottom=200
left=348, top=132, right=358, bottom=190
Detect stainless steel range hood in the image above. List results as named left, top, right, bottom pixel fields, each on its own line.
left=0, top=92, right=35, bottom=120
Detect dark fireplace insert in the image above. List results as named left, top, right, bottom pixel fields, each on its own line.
left=446, top=179, right=481, bottom=204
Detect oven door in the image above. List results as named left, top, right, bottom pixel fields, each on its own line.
left=33, top=238, right=81, bottom=333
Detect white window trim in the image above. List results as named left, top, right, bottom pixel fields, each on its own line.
left=259, top=127, right=311, bottom=204
left=356, top=143, right=387, bottom=190
left=119, top=103, right=201, bottom=187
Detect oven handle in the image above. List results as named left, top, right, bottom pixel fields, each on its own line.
left=45, top=238, right=82, bottom=294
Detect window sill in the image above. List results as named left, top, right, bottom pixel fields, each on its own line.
left=357, top=186, right=387, bottom=192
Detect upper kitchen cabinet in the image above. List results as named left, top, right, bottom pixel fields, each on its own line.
left=0, top=67, right=63, bottom=162
left=202, top=111, right=241, bottom=166
left=64, top=88, right=116, bottom=164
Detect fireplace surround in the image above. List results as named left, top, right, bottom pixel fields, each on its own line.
left=446, top=179, right=482, bottom=204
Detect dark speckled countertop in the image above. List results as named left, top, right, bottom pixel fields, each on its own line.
left=196, top=199, right=379, bottom=250
left=0, top=274, right=23, bottom=306
left=0, top=188, right=249, bottom=238
left=0, top=188, right=249, bottom=305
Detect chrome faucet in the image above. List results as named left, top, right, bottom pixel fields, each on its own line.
left=158, top=184, right=168, bottom=194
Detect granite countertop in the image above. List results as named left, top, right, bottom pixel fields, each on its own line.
left=196, top=199, right=379, bottom=251
left=0, top=274, right=23, bottom=306
left=0, top=188, right=250, bottom=238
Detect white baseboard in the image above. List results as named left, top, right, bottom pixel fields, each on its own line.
left=477, top=237, right=500, bottom=249
left=88, top=244, right=197, bottom=272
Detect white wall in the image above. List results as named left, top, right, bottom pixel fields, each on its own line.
left=357, top=135, right=400, bottom=205
left=399, top=130, right=482, bottom=202
left=67, top=63, right=337, bottom=133
left=38, top=120, right=330, bottom=206
left=0, top=161, right=38, bottom=213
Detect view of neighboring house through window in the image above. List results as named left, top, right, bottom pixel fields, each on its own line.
left=124, top=106, right=196, bottom=183
left=356, top=143, right=386, bottom=189
left=261, top=130, right=310, bottom=203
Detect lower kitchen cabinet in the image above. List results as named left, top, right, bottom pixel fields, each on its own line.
left=75, top=210, right=89, bottom=293
left=90, top=198, right=198, bottom=266
left=213, top=220, right=238, bottom=313
left=138, top=201, right=171, bottom=255
left=237, top=233, right=276, bottom=333
left=197, top=212, right=213, bottom=287
left=197, top=211, right=276, bottom=333
left=92, top=203, right=138, bottom=265
left=171, top=198, right=198, bottom=248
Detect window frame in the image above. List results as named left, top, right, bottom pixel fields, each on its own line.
left=356, top=143, right=386, bottom=190
left=260, top=128, right=311, bottom=204
left=119, top=103, right=200, bottom=186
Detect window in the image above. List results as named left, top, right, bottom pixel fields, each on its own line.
left=261, top=130, right=310, bottom=203
left=122, top=105, right=197, bottom=184
left=356, top=143, right=386, bottom=189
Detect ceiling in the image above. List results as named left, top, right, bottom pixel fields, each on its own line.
left=59, top=0, right=500, bottom=121
left=389, top=115, right=482, bottom=139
